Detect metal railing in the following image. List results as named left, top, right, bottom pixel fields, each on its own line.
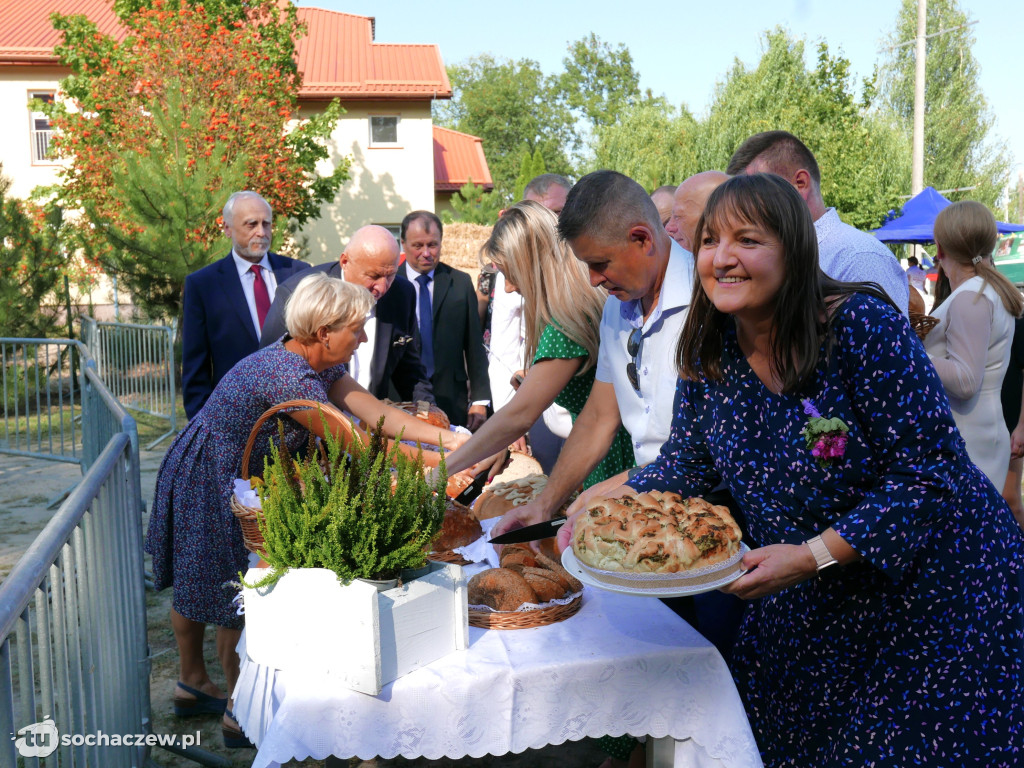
left=1, top=338, right=83, bottom=466
left=80, top=318, right=178, bottom=449
left=0, top=360, right=153, bottom=767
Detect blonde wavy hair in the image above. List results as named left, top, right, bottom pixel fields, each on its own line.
left=479, top=200, right=606, bottom=374
left=933, top=200, right=1023, bottom=317
left=284, top=272, right=374, bottom=342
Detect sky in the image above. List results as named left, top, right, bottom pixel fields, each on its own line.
left=297, top=0, right=1024, bottom=193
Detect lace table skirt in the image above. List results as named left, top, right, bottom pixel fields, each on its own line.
left=233, top=584, right=762, bottom=768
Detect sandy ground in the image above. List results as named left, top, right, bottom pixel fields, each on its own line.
left=0, top=448, right=609, bottom=768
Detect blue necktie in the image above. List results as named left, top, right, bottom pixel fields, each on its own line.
left=415, top=273, right=434, bottom=378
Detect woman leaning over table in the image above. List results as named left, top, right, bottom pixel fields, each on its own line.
left=429, top=200, right=634, bottom=486
left=924, top=200, right=1023, bottom=487
left=146, top=273, right=467, bottom=749
left=560, top=174, right=1024, bottom=766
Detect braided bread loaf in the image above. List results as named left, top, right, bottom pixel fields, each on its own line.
left=573, top=490, right=742, bottom=573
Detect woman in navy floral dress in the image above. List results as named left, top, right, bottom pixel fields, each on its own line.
left=147, top=274, right=467, bottom=745
left=562, top=175, right=1024, bottom=766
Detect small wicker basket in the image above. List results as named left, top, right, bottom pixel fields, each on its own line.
left=468, top=593, right=583, bottom=630
left=909, top=311, right=939, bottom=341
left=231, top=399, right=354, bottom=555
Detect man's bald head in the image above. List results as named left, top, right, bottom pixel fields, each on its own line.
left=339, top=225, right=401, bottom=300
left=665, top=171, right=730, bottom=252
left=650, top=185, right=677, bottom=227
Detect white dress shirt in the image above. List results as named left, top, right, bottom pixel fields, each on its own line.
left=232, top=251, right=279, bottom=342
left=346, top=308, right=378, bottom=391
left=595, top=239, right=695, bottom=465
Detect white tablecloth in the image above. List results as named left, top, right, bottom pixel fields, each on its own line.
left=232, top=585, right=762, bottom=768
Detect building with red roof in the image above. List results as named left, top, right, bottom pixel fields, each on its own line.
left=0, top=0, right=490, bottom=260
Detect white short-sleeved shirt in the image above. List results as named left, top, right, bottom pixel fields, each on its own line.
left=596, top=239, right=694, bottom=465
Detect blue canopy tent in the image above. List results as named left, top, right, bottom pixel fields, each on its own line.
left=872, top=186, right=1024, bottom=244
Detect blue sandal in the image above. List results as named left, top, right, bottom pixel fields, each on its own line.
left=172, top=682, right=228, bottom=717
left=222, top=709, right=255, bottom=749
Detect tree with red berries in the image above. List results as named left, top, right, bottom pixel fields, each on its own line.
left=47, top=0, right=348, bottom=319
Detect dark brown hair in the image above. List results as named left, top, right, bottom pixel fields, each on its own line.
left=677, top=173, right=892, bottom=392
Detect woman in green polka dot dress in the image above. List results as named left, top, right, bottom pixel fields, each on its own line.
left=437, top=200, right=634, bottom=488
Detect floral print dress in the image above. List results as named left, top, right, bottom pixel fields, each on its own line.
left=631, top=293, right=1024, bottom=766
left=146, top=343, right=347, bottom=627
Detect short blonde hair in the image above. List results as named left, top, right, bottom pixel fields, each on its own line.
left=284, top=272, right=374, bottom=341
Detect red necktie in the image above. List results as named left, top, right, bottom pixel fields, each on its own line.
left=250, top=265, right=270, bottom=330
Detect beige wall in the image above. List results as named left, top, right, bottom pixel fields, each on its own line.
left=294, top=99, right=436, bottom=262
left=0, top=67, right=66, bottom=199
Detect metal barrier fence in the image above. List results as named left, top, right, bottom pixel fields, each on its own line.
left=0, top=338, right=83, bottom=466
left=0, top=361, right=153, bottom=768
left=80, top=318, right=178, bottom=449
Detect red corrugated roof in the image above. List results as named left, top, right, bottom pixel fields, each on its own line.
left=433, top=126, right=493, bottom=192
left=0, top=0, right=451, bottom=100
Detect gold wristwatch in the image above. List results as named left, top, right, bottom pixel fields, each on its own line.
left=805, top=535, right=839, bottom=573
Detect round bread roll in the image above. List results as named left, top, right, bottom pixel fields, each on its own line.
left=431, top=498, right=483, bottom=552
left=473, top=473, right=549, bottom=520
left=489, top=450, right=542, bottom=484
left=467, top=568, right=537, bottom=611
left=573, top=490, right=742, bottom=573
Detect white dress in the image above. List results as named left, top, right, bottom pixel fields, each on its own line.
left=924, top=275, right=1015, bottom=485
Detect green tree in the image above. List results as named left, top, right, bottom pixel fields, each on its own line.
left=558, top=33, right=641, bottom=131
left=0, top=169, right=69, bottom=337
left=434, top=54, right=575, bottom=204
left=512, top=148, right=547, bottom=202
left=47, top=0, right=347, bottom=319
left=590, top=98, right=699, bottom=190
left=698, top=29, right=909, bottom=229
left=443, top=181, right=503, bottom=225
left=879, top=0, right=1010, bottom=207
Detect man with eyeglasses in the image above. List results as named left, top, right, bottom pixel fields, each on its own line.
left=490, top=169, right=694, bottom=529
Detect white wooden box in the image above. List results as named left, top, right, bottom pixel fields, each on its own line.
left=241, top=561, right=468, bottom=695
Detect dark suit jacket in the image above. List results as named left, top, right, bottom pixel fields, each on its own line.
left=396, top=262, right=490, bottom=427
left=261, top=261, right=434, bottom=403
left=181, top=252, right=310, bottom=419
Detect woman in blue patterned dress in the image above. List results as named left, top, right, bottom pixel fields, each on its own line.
left=560, top=174, right=1024, bottom=766
left=146, top=273, right=467, bottom=746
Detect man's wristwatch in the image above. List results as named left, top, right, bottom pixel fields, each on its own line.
left=805, top=535, right=839, bottom=573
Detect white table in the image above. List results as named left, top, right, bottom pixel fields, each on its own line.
left=232, top=584, right=763, bottom=768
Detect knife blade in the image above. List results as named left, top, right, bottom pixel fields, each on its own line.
left=488, top=517, right=567, bottom=545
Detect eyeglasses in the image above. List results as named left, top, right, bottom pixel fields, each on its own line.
left=626, top=327, right=642, bottom=392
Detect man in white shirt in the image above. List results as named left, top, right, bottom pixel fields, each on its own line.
left=261, top=225, right=434, bottom=404
left=726, top=131, right=910, bottom=315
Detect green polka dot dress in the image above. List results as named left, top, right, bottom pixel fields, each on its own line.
left=533, top=323, right=635, bottom=488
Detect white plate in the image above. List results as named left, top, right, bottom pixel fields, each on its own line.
left=561, top=545, right=750, bottom=598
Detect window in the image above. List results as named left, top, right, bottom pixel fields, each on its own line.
left=369, top=115, right=399, bottom=147
left=29, top=91, right=55, bottom=163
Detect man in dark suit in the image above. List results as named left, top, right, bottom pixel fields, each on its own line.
left=261, top=225, right=434, bottom=403
left=398, top=211, right=490, bottom=430
left=181, top=191, right=310, bottom=419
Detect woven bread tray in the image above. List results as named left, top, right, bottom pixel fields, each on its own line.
left=427, top=550, right=473, bottom=566
left=909, top=311, right=939, bottom=341
left=468, top=593, right=582, bottom=630
left=231, top=399, right=354, bottom=555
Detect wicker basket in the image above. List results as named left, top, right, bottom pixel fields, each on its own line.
left=910, top=311, right=939, bottom=341
left=468, top=593, right=583, bottom=630
left=231, top=399, right=354, bottom=555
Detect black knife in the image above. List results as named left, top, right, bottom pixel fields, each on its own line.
left=488, top=517, right=567, bottom=544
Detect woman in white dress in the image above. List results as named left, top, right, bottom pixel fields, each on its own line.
left=925, top=201, right=1023, bottom=485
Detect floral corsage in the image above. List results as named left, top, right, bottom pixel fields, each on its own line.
left=800, top=399, right=849, bottom=468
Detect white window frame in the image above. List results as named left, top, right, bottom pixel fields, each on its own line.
left=368, top=115, right=400, bottom=148
left=28, top=91, right=56, bottom=164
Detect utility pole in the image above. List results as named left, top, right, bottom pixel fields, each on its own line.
left=912, top=0, right=926, bottom=197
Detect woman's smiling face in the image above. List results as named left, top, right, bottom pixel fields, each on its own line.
left=697, top=213, right=786, bottom=324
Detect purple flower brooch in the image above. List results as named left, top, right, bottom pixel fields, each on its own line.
left=800, top=399, right=849, bottom=468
